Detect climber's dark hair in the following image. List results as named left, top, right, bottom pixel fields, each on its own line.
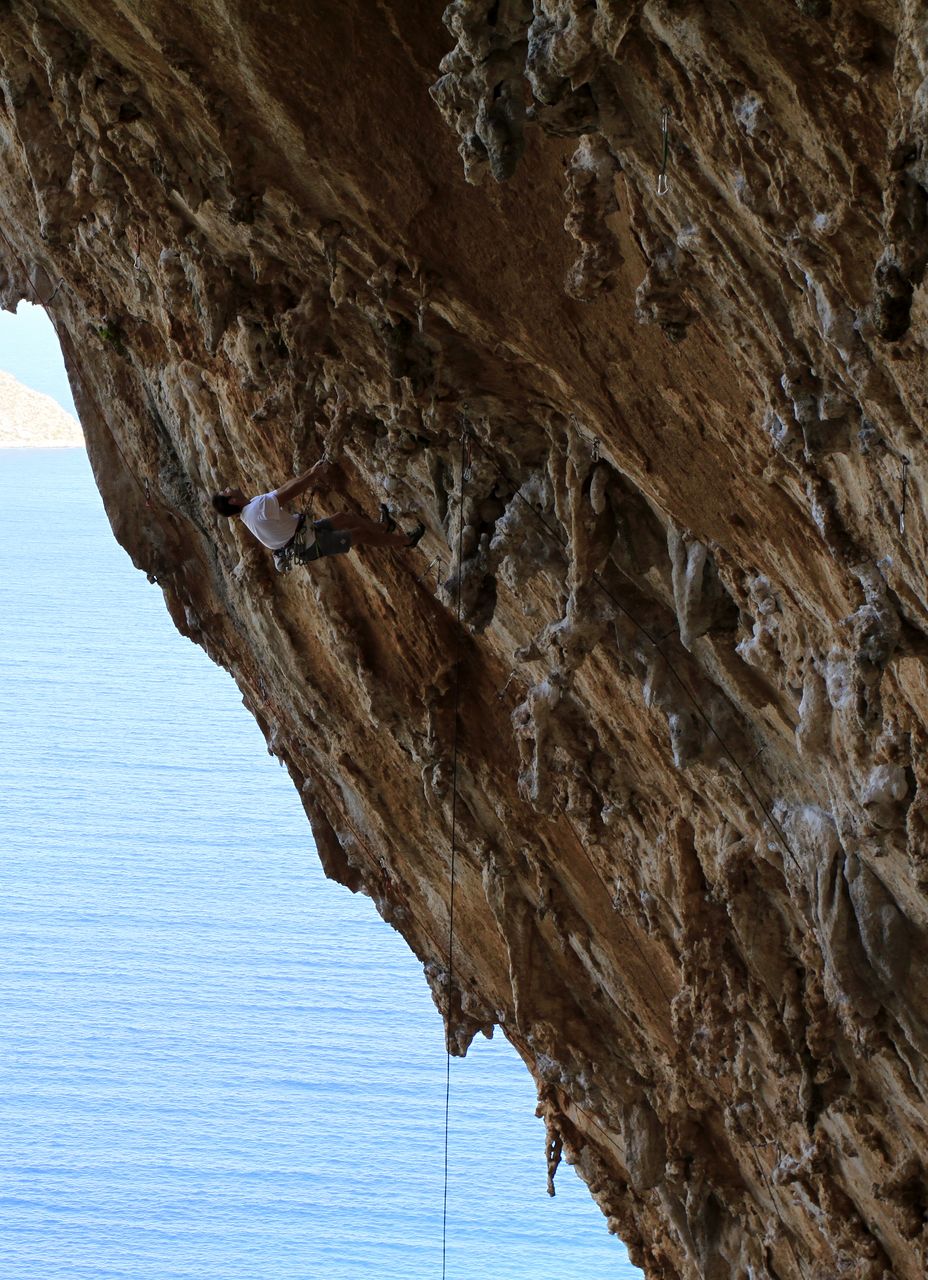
left=212, top=492, right=245, bottom=517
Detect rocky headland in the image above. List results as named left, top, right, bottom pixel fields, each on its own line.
left=0, top=368, right=82, bottom=446
left=1, top=3, right=926, bottom=1276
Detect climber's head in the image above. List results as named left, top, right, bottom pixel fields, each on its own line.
left=212, top=487, right=247, bottom=517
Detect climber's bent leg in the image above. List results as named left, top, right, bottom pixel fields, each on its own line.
left=318, top=512, right=413, bottom=549
left=316, top=512, right=422, bottom=547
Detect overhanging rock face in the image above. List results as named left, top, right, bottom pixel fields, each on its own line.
left=2, top=3, right=927, bottom=1275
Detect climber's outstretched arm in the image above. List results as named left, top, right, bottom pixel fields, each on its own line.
left=275, top=459, right=335, bottom=505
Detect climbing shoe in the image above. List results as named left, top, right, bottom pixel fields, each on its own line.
left=405, top=521, right=426, bottom=548
left=380, top=502, right=397, bottom=532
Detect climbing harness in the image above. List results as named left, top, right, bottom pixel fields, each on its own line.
left=656, top=107, right=671, bottom=197
left=272, top=515, right=323, bottom=573
left=441, top=420, right=468, bottom=1280
left=271, top=456, right=342, bottom=572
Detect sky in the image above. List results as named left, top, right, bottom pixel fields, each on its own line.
left=0, top=300, right=78, bottom=416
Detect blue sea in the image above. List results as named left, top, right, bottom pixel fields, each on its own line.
left=0, top=447, right=638, bottom=1280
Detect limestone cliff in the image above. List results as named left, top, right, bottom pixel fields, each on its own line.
left=1, top=3, right=927, bottom=1276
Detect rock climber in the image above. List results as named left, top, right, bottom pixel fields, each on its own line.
left=211, top=459, right=424, bottom=571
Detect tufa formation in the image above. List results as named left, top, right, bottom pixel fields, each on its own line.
left=1, top=2, right=927, bottom=1276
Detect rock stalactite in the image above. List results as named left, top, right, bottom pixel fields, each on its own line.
left=2, top=3, right=927, bottom=1276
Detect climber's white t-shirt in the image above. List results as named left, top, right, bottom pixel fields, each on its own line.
left=239, top=491, right=301, bottom=549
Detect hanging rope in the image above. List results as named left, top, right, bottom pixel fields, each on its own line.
left=441, top=418, right=468, bottom=1280
left=456, top=428, right=813, bottom=1279
left=489, top=630, right=811, bottom=1280
left=0, top=224, right=66, bottom=307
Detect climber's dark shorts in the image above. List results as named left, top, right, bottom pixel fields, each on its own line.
left=311, top=518, right=352, bottom=558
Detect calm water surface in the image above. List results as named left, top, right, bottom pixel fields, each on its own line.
left=0, top=448, right=638, bottom=1279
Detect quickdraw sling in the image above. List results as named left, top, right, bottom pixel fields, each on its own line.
left=272, top=514, right=323, bottom=573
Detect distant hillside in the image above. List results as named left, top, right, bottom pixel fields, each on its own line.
left=0, top=369, right=83, bottom=447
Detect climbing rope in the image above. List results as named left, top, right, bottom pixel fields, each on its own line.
left=452, top=428, right=814, bottom=1278
left=0, top=224, right=66, bottom=307
left=488, top=692, right=814, bottom=1278
left=490, top=661, right=811, bottom=1279
left=441, top=419, right=468, bottom=1279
